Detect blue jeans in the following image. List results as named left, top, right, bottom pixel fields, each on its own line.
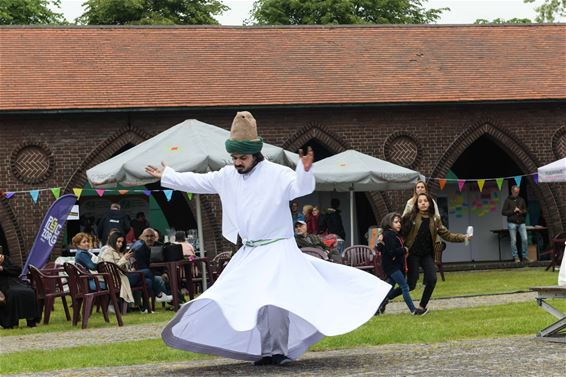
left=508, top=223, right=528, bottom=259
left=386, top=269, right=416, bottom=313
left=136, top=268, right=168, bottom=296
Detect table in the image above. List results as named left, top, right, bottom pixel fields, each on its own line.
left=490, top=226, right=548, bottom=261
left=529, top=286, right=566, bottom=343
left=150, top=258, right=214, bottom=311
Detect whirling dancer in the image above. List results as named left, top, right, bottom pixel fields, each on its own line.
left=146, top=111, right=390, bottom=365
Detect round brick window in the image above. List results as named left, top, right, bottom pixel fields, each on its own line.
left=552, top=127, right=566, bottom=159
left=384, top=133, right=420, bottom=169
left=10, top=142, right=54, bottom=184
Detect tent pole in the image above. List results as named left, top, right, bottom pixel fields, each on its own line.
left=350, top=190, right=355, bottom=246
left=196, top=194, right=208, bottom=290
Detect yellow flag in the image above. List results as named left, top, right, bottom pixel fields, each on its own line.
left=477, top=179, right=485, bottom=192
left=73, top=188, right=83, bottom=200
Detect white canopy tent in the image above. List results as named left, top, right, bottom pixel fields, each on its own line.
left=537, top=157, right=566, bottom=286
left=312, top=150, right=424, bottom=246
left=87, top=119, right=299, bottom=288
left=538, top=157, right=566, bottom=183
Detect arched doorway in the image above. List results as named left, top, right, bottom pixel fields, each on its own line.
left=434, top=132, right=548, bottom=262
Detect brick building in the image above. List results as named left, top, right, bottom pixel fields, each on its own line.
left=0, top=25, right=565, bottom=265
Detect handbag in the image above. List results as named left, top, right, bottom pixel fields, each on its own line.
left=150, top=246, right=164, bottom=263
left=163, top=243, right=184, bottom=262
left=434, top=241, right=446, bottom=264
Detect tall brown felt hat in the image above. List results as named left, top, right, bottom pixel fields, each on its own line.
left=230, top=111, right=258, bottom=141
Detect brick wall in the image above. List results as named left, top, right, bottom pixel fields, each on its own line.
left=1, top=102, right=564, bottom=264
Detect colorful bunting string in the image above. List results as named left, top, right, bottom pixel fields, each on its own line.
left=0, top=171, right=543, bottom=205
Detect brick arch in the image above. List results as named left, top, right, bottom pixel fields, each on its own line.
left=62, top=125, right=222, bottom=251
left=0, top=199, right=25, bottom=265
left=282, top=122, right=350, bottom=153
left=429, top=121, right=563, bottom=236
left=282, top=122, right=390, bottom=229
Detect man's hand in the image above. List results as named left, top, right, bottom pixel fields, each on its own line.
left=299, top=146, right=314, bottom=172
left=145, top=162, right=167, bottom=179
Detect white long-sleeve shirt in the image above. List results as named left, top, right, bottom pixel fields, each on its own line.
left=161, top=160, right=315, bottom=244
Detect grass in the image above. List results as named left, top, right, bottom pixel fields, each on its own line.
left=0, top=267, right=563, bottom=374
left=407, top=267, right=559, bottom=299
left=2, top=300, right=565, bottom=374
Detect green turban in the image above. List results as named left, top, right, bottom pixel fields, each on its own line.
left=225, top=137, right=263, bottom=154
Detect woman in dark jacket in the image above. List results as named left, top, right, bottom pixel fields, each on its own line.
left=401, top=193, right=470, bottom=315
left=0, top=252, right=39, bottom=328
left=376, top=212, right=419, bottom=315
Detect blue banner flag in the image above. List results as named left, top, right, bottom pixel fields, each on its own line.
left=20, top=194, right=77, bottom=278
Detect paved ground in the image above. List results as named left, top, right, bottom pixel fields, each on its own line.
left=4, top=291, right=566, bottom=377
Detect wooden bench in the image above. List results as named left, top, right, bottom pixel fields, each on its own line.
left=529, top=286, right=566, bottom=343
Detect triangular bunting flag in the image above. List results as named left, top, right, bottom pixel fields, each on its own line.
left=533, top=174, right=539, bottom=184
left=5, top=192, right=15, bottom=199
left=30, top=190, right=39, bottom=203
left=187, top=193, right=193, bottom=200
left=143, top=189, right=152, bottom=197
left=164, top=190, right=173, bottom=202
left=50, top=187, right=61, bottom=199
left=458, top=179, right=465, bottom=192
left=73, top=188, right=83, bottom=200
left=95, top=189, right=105, bottom=197
left=477, top=179, right=485, bottom=192
left=514, top=176, right=522, bottom=187
left=118, top=190, right=129, bottom=195
left=496, top=178, right=504, bottom=190
left=438, top=179, right=447, bottom=190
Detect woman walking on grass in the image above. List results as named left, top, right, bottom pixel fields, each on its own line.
left=401, top=193, right=471, bottom=315
left=376, top=212, right=424, bottom=315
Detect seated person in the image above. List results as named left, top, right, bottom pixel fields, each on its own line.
left=174, top=231, right=196, bottom=260
left=294, top=220, right=341, bottom=262
left=129, top=228, right=172, bottom=303
left=72, top=232, right=106, bottom=291
left=0, top=252, right=39, bottom=329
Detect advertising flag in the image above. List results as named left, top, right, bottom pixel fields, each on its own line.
left=20, top=194, right=77, bottom=278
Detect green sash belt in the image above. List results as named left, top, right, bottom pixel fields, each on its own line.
left=244, top=238, right=285, bottom=248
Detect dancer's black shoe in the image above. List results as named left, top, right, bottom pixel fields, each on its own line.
left=253, top=356, right=273, bottom=366
left=272, top=354, right=292, bottom=365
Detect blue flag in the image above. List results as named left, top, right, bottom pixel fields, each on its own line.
left=20, top=194, right=77, bottom=278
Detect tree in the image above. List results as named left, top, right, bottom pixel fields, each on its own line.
left=525, top=0, right=565, bottom=22
left=77, top=0, right=229, bottom=25
left=245, top=0, right=448, bottom=25
left=0, top=0, right=65, bottom=25
left=474, top=18, right=532, bottom=24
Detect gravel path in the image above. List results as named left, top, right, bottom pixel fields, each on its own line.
left=1, top=291, right=538, bottom=355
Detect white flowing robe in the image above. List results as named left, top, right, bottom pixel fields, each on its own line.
left=160, top=160, right=390, bottom=361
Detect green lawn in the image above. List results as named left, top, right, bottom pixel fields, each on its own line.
left=2, top=300, right=565, bottom=375
left=0, top=267, right=563, bottom=374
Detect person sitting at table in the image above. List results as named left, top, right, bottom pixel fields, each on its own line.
left=72, top=232, right=106, bottom=291
left=174, top=231, right=196, bottom=260
left=294, top=219, right=341, bottom=262
left=129, top=228, right=172, bottom=303
left=0, top=251, right=39, bottom=329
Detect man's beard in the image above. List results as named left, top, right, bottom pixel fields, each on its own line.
left=235, top=158, right=259, bottom=175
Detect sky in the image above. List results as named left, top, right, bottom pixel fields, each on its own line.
left=57, top=0, right=560, bottom=24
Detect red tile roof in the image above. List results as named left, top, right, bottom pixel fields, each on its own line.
left=0, top=25, right=564, bottom=111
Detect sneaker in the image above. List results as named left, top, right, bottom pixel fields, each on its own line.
left=155, top=293, right=173, bottom=303
left=272, top=354, right=292, bottom=365
left=523, top=257, right=533, bottom=263
left=513, top=257, right=521, bottom=263
left=378, top=299, right=389, bottom=315
left=140, top=309, right=153, bottom=314
left=413, top=307, right=429, bottom=316
left=253, top=356, right=273, bottom=366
